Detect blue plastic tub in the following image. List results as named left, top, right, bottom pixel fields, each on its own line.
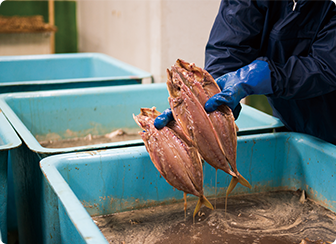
left=0, top=51, right=151, bottom=233
left=0, top=83, right=169, bottom=244
left=0, top=83, right=283, bottom=155
left=0, top=52, right=153, bottom=235
left=0, top=53, right=152, bottom=93
left=0, top=110, right=21, bottom=244
left=40, top=132, right=336, bottom=243
left=0, top=83, right=283, bottom=244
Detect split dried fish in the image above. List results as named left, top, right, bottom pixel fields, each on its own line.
left=168, top=59, right=251, bottom=197
left=133, top=107, right=213, bottom=219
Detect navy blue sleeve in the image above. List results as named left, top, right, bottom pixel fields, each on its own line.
left=263, top=11, right=336, bottom=100
left=204, top=0, right=265, bottom=79
left=205, top=0, right=336, bottom=101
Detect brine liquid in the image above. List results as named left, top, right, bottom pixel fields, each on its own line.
left=92, top=191, right=336, bottom=244
left=37, top=128, right=141, bottom=148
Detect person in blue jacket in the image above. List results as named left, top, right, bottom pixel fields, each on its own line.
left=155, top=0, right=336, bottom=145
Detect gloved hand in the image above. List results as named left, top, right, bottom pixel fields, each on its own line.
left=153, top=104, right=241, bottom=130
left=204, top=60, right=273, bottom=117
left=154, top=108, right=174, bottom=129
left=155, top=60, right=273, bottom=129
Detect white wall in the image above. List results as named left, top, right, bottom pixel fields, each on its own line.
left=77, top=0, right=221, bottom=83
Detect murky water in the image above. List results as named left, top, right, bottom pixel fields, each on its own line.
left=92, top=191, right=336, bottom=244
left=37, top=128, right=142, bottom=148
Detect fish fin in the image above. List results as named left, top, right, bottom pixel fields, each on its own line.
left=226, top=177, right=239, bottom=197
left=193, top=197, right=203, bottom=218
left=202, top=195, right=214, bottom=210
left=193, top=195, right=214, bottom=218
left=238, top=174, right=252, bottom=189
left=235, top=123, right=239, bottom=133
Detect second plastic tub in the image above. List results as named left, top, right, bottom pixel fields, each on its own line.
left=40, top=132, right=336, bottom=243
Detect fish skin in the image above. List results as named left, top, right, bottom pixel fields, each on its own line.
left=174, top=61, right=238, bottom=175
left=167, top=120, right=193, bottom=147
left=172, top=59, right=252, bottom=190
left=133, top=107, right=213, bottom=217
left=200, top=69, right=239, bottom=175
left=133, top=107, right=203, bottom=196
left=172, top=64, right=237, bottom=169
left=167, top=68, right=237, bottom=178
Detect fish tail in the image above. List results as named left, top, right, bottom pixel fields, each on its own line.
left=226, top=174, right=252, bottom=197
left=226, top=177, right=239, bottom=197
left=238, top=174, right=252, bottom=189
left=193, top=195, right=214, bottom=218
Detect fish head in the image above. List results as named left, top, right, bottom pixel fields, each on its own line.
left=172, top=65, right=195, bottom=89
left=167, top=67, right=191, bottom=111
left=133, top=113, right=150, bottom=131
left=166, top=68, right=184, bottom=99
left=140, top=107, right=161, bottom=119
left=166, top=69, right=178, bottom=98
left=133, top=107, right=160, bottom=134
left=175, top=59, right=204, bottom=83
left=175, top=59, right=191, bottom=70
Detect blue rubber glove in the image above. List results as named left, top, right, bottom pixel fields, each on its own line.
left=204, top=60, right=273, bottom=116
left=154, top=108, right=174, bottom=129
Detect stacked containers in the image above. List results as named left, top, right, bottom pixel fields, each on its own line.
left=0, top=52, right=153, bottom=241
left=0, top=83, right=167, bottom=244
left=0, top=53, right=286, bottom=243
left=0, top=111, right=21, bottom=244
left=0, top=82, right=285, bottom=244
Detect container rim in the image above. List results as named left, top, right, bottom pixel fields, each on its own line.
left=0, top=84, right=283, bottom=155
left=0, top=75, right=151, bottom=87
left=40, top=145, right=150, bottom=243
left=236, top=104, right=284, bottom=132
left=0, top=83, right=164, bottom=154
left=0, top=52, right=153, bottom=84
left=0, top=110, right=21, bottom=151
left=40, top=132, right=336, bottom=243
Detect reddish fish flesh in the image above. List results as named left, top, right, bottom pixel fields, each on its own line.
left=170, top=59, right=252, bottom=195
left=133, top=107, right=213, bottom=218
left=167, top=68, right=237, bottom=178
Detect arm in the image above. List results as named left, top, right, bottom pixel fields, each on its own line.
left=205, top=0, right=271, bottom=114
left=205, top=0, right=336, bottom=114
left=155, top=0, right=268, bottom=127
left=205, top=0, right=265, bottom=78
left=265, top=12, right=336, bottom=100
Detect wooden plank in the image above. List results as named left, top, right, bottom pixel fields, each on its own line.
left=49, top=0, right=55, bottom=53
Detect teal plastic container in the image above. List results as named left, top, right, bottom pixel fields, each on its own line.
left=0, top=83, right=168, bottom=244
left=0, top=53, right=152, bottom=93
left=0, top=52, right=153, bottom=234
left=40, top=132, right=336, bottom=243
left=0, top=83, right=283, bottom=155
left=0, top=111, right=21, bottom=244
left=0, top=83, right=283, bottom=244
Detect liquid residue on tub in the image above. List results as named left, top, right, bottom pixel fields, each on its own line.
left=92, top=191, right=336, bottom=244
left=37, top=128, right=142, bottom=148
